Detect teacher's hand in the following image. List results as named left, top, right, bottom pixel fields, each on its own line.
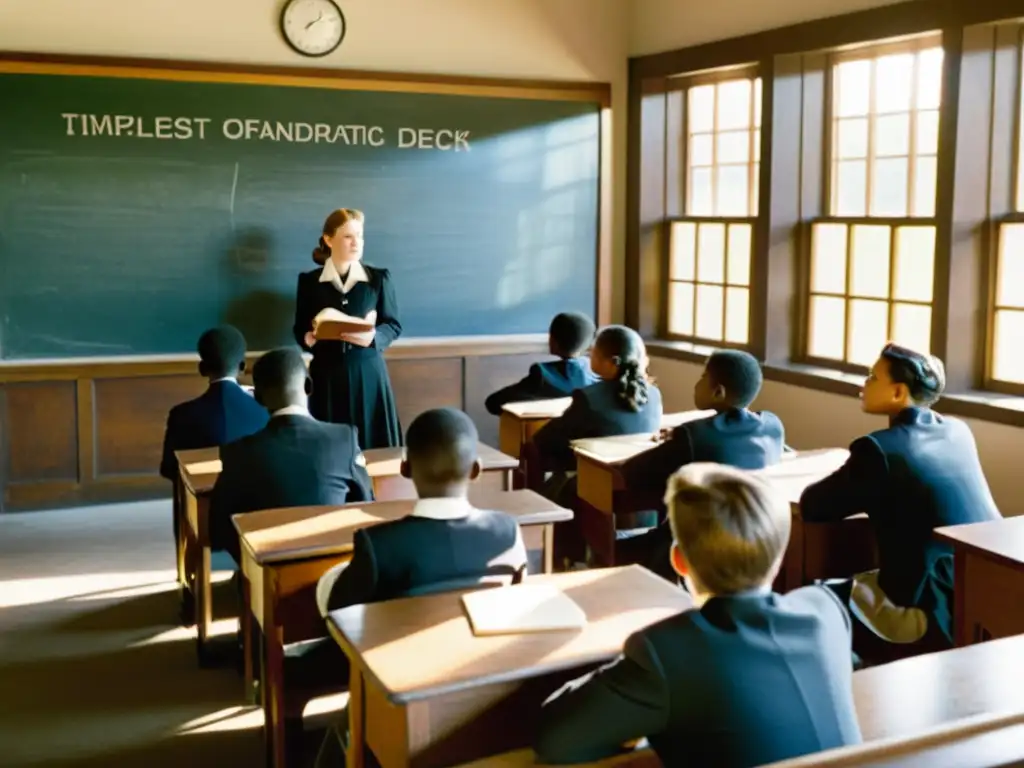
left=304, top=331, right=317, bottom=348
left=341, top=327, right=376, bottom=348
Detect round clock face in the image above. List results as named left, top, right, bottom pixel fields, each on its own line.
left=281, top=0, right=346, bottom=57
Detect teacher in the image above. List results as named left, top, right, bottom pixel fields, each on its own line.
left=293, top=208, right=403, bottom=449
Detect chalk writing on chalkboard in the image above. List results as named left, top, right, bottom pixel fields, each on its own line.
left=59, top=114, right=471, bottom=150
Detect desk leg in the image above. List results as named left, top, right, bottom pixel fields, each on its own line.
left=543, top=524, right=555, bottom=574
left=175, top=482, right=195, bottom=626
left=502, top=468, right=512, bottom=492
left=241, top=575, right=258, bottom=702
left=347, top=670, right=366, bottom=768
left=954, top=548, right=968, bottom=647
left=262, top=588, right=287, bottom=768
left=577, top=499, right=616, bottom=568
left=195, top=545, right=213, bottom=666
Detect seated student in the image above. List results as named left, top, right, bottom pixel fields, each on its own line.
left=158, top=325, right=267, bottom=481
left=484, top=311, right=599, bottom=415
left=535, top=463, right=862, bottom=767
left=531, top=325, right=663, bottom=472
left=208, top=346, right=372, bottom=563
left=314, top=408, right=528, bottom=768
left=800, top=343, right=1001, bottom=651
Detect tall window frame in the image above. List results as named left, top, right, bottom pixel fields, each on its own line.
left=663, top=66, right=762, bottom=349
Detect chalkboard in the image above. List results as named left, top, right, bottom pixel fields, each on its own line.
left=0, top=63, right=601, bottom=359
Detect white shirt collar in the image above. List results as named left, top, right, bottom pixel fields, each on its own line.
left=411, top=497, right=473, bottom=521
left=320, top=258, right=370, bottom=294
left=211, top=376, right=237, bottom=384
left=272, top=404, right=311, bottom=418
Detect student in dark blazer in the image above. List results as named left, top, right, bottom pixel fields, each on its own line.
left=208, top=347, right=373, bottom=564
left=535, top=463, right=862, bottom=767
left=800, top=343, right=1001, bottom=650
left=314, top=408, right=528, bottom=768
left=158, top=325, right=268, bottom=481
left=619, top=350, right=785, bottom=578
left=484, top=312, right=599, bottom=415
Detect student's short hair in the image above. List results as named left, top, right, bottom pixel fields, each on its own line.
left=880, top=343, right=946, bottom=406
left=705, top=350, right=763, bottom=408
left=665, top=463, right=790, bottom=595
left=252, top=347, right=307, bottom=394
left=406, top=408, right=479, bottom=484
left=549, top=312, right=596, bottom=357
left=197, top=326, right=247, bottom=377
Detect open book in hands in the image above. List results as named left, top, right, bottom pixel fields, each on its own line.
left=313, top=309, right=377, bottom=341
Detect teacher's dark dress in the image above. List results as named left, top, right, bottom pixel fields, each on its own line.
left=293, top=263, right=403, bottom=449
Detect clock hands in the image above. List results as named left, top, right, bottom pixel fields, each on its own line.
left=305, top=11, right=323, bottom=29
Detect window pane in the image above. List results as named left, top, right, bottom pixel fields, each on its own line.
left=916, top=110, right=939, bottom=155
left=754, top=78, right=762, bottom=127
left=997, top=224, right=1024, bottom=307
left=697, top=223, right=726, bottom=283
left=669, top=282, right=695, bottom=336
left=725, top=287, right=750, bottom=344
left=834, top=160, right=867, bottom=215
left=811, top=223, right=848, bottom=294
left=717, top=130, right=750, bottom=163
left=993, top=309, right=1024, bottom=383
left=689, top=134, right=714, bottom=166
left=916, top=48, right=944, bottom=110
left=696, top=284, right=725, bottom=339
left=875, top=113, right=910, bottom=157
left=893, top=226, right=935, bottom=302
left=876, top=53, right=914, bottom=113
left=836, top=60, right=871, bottom=117
left=912, top=156, right=937, bottom=217
left=892, top=303, right=932, bottom=354
left=850, top=225, right=891, bottom=298
left=689, top=168, right=713, bottom=215
left=870, top=158, right=909, bottom=216
left=717, top=80, right=752, bottom=130
left=848, top=299, right=889, bottom=366
left=670, top=222, right=696, bottom=281
left=727, top=224, right=752, bottom=286
left=716, top=165, right=749, bottom=215
left=689, top=85, right=715, bottom=132
left=809, top=296, right=847, bottom=360
left=836, top=118, right=868, bottom=159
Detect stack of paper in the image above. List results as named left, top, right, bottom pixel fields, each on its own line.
left=462, top=583, right=587, bottom=636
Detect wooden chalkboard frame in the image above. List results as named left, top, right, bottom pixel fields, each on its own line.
left=0, top=51, right=614, bottom=370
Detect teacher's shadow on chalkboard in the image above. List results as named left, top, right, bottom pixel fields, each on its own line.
left=220, top=228, right=294, bottom=351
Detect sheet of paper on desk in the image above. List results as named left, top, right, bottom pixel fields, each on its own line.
left=501, top=397, right=572, bottom=418
left=313, top=308, right=376, bottom=339
left=186, top=459, right=223, bottom=475
left=462, top=584, right=587, bottom=636
left=571, top=435, right=656, bottom=463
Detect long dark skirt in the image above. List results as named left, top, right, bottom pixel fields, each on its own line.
left=308, top=346, right=403, bottom=449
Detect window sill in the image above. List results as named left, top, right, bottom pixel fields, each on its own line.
left=646, top=340, right=1024, bottom=429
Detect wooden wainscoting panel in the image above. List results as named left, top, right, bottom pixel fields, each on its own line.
left=4, top=381, right=79, bottom=483
left=464, top=353, right=550, bottom=448
left=94, top=375, right=206, bottom=477
left=387, top=358, right=463, bottom=430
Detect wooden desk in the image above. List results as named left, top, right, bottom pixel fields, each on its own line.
left=363, top=443, right=518, bottom=499
left=235, top=487, right=572, bottom=768
left=934, top=516, right=1024, bottom=646
left=498, top=398, right=572, bottom=458
left=457, top=748, right=660, bottom=767
left=328, top=565, right=692, bottom=768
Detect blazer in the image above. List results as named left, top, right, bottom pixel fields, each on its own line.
left=799, top=406, right=1001, bottom=641
left=292, top=263, right=401, bottom=355
left=532, top=379, right=664, bottom=471
left=484, top=358, right=600, bottom=415
left=159, top=380, right=268, bottom=481
left=621, top=408, right=785, bottom=496
left=326, top=498, right=528, bottom=612
left=535, top=586, right=862, bottom=767
left=209, top=413, right=373, bottom=561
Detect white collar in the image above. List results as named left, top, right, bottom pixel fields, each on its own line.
left=320, top=258, right=370, bottom=294
left=411, top=497, right=473, bottom=521
left=272, top=404, right=311, bottom=418
left=211, top=376, right=237, bottom=384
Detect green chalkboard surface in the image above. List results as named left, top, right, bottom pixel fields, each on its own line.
left=0, top=64, right=600, bottom=360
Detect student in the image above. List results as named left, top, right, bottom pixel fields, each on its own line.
left=158, top=325, right=267, bottom=481
left=535, top=463, right=862, bottom=767
left=531, top=325, right=663, bottom=471
left=800, top=343, right=1001, bottom=650
left=314, top=408, right=528, bottom=768
left=208, top=346, right=372, bottom=563
left=484, top=311, right=599, bottom=415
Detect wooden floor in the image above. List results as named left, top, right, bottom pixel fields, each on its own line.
left=0, top=500, right=266, bottom=767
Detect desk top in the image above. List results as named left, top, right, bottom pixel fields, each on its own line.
left=853, top=633, right=1024, bottom=742
left=570, top=411, right=715, bottom=465
left=234, top=487, right=572, bottom=565
left=176, top=440, right=517, bottom=495
left=934, top=516, right=1024, bottom=569
left=328, top=565, right=691, bottom=704
left=753, top=448, right=850, bottom=506
left=501, top=398, right=573, bottom=419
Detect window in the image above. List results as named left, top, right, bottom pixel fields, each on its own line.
left=666, top=74, right=760, bottom=345
left=991, top=223, right=1024, bottom=385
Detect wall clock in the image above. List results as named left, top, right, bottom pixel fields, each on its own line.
left=280, top=0, right=346, bottom=58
